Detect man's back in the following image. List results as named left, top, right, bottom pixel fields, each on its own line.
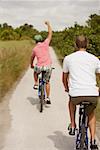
left=33, top=38, right=52, bottom=67
left=62, top=36, right=100, bottom=148
left=63, top=51, right=100, bottom=96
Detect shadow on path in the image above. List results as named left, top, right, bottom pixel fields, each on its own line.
left=27, top=97, right=40, bottom=111
left=48, top=131, right=75, bottom=150
left=27, top=97, right=50, bottom=112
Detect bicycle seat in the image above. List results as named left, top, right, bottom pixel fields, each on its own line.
left=80, top=101, right=91, bottom=105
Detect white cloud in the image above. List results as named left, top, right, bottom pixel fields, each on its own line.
left=0, top=0, right=99, bottom=30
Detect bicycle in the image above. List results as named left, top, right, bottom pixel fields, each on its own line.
left=37, top=67, right=54, bottom=113
left=76, top=101, right=90, bottom=150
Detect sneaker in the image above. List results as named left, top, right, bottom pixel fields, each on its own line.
left=69, top=127, right=75, bottom=136
left=90, top=139, right=98, bottom=150
left=33, top=84, right=38, bottom=90
left=46, top=98, right=51, bottom=104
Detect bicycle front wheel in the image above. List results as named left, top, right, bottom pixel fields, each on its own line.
left=80, top=125, right=86, bottom=150
left=40, top=84, right=44, bottom=113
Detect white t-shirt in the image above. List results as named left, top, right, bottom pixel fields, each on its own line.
left=63, top=51, right=100, bottom=97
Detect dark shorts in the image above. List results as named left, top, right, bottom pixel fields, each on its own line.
left=70, top=96, right=98, bottom=115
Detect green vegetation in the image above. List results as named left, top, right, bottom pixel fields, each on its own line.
left=0, top=40, right=34, bottom=99
left=51, top=14, right=100, bottom=60
left=0, top=23, right=39, bottom=40
left=0, top=14, right=99, bottom=58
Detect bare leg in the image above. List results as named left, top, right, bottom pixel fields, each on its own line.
left=46, top=82, right=50, bottom=98
left=68, top=100, right=76, bottom=128
left=88, top=111, right=96, bottom=141
left=34, top=72, right=38, bottom=85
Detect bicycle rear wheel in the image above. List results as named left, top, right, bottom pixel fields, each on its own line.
left=80, top=125, right=87, bottom=150
left=40, top=84, right=44, bottom=113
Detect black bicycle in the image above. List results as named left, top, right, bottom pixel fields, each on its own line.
left=76, top=101, right=90, bottom=150
left=38, top=67, right=54, bottom=113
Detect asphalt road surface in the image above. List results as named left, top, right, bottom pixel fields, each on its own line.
left=0, top=47, right=99, bottom=150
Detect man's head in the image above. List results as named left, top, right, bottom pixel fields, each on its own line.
left=75, top=35, right=88, bottom=50
left=34, top=34, right=43, bottom=43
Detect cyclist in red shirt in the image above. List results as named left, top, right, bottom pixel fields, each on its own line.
left=31, top=21, right=52, bottom=104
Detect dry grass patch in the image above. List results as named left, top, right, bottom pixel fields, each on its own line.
left=0, top=40, right=34, bottom=99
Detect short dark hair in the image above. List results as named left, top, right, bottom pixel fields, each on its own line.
left=75, top=35, right=88, bottom=49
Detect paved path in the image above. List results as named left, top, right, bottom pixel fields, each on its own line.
left=0, top=47, right=99, bottom=150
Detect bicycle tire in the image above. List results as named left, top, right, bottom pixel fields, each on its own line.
left=80, top=125, right=86, bottom=150
left=40, top=84, right=44, bottom=113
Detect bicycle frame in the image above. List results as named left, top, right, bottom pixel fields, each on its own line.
left=76, top=102, right=89, bottom=150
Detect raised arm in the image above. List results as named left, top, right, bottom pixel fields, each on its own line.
left=45, top=21, right=52, bottom=43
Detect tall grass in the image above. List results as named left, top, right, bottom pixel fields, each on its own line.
left=0, top=40, right=34, bottom=99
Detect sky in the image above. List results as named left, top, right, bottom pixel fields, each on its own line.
left=0, top=0, right=100, bottom=31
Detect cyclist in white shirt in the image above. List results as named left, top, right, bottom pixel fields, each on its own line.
left=62, top=35, right=100, bottom=150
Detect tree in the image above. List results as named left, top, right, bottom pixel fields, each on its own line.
left=3, top=23, right=8, bottom=29
left=0, top=30, right=14, bottom=40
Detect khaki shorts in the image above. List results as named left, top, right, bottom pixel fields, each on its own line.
left=70, top=96, right=98, bottom=115
left=34, top=65, right=52, bottom=83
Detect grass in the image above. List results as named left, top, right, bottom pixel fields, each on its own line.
left=0, top=40, right=34, bottom=99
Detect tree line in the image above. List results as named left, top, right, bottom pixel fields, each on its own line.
left=0, top=14, right=100, bottom=57
left=50, top=14, right=100, bottom=58
left=0, top=23, right=39, bottom=40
